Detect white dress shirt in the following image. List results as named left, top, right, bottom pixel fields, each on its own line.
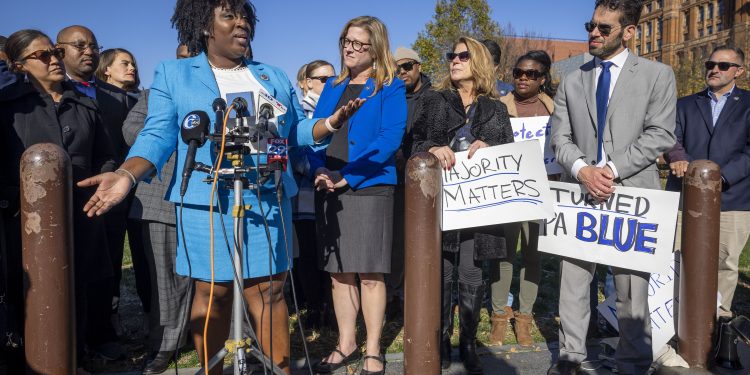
left=571, top=48, right=630, bottom=180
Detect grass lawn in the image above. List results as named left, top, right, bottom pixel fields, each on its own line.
left=85, top=232, right=750, bottom=372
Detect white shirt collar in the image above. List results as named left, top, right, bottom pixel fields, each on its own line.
left=594, top=48, right=630, bottom=68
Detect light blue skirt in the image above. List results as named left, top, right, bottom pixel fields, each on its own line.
left=174, top=189, right=293, bottom=281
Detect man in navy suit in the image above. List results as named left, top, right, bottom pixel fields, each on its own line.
left=666, top=45, right=750, bottom=319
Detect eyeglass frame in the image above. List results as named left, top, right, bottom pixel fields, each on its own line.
left=339, top=37, right=371, bottom=53
left=22, top=47, right=66, bottom=64
left=396, top=60, right=418, bottom=73
left=446, top=51, right=470, bottom=62
left=584, top=21, right=625, bottom=37
left=308, top=75, right=335, bottom=84
left=57, top=41, right=103, bottom=53
left=704, top=61, right=742, bottom=71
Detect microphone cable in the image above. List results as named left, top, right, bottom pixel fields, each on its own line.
left=274, top=175, right=314, bottom=375
left=174, top=196, right=195, bottom=375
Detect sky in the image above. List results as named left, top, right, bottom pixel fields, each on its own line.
left=1, top=1, right=592, bottom=89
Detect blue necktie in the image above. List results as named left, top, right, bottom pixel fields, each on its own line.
left=596, top=61, right=614, bottom=163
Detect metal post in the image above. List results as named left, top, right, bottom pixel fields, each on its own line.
left=233, top=177, right=247, bottom=375
left=403, top=152, right=442, bottom=375
left=678, top=160, right=721, bottom=368
left=20, top=143, right=76, bottom=374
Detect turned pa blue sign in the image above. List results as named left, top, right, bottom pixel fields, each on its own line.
left=538, top=181, right=679, bottom=274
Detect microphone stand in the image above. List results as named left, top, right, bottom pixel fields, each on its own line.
left=195, top=113, right=285, bottom=375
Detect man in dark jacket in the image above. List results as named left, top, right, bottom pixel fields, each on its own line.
left=386, top=47, right=433, bottom=319
left=666, top=45, right=750, bottom=320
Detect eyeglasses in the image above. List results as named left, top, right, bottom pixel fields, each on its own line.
left=396, top=61, right=418, bottom=73
left=23, top=48, right=66, bottom=64
left=512, top=68, right=544, bottom=80
left=57, top=41, right=103, bottom=53
left=446, top=51, right=470, bottom=62
left=309, top=76, right=334, bottom=84
left=584, top=22, right=622, bottom=37
left=340, top=38, right=371, bottom=52
left=705, top=61, right=742, bottom=71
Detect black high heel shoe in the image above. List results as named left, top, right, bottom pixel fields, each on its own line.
left=360, top=354, right=386, bottom=375
left=312, top=348, right=361, bottom=373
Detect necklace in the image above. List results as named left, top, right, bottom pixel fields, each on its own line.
left=208, top=60, right=246, bottom=71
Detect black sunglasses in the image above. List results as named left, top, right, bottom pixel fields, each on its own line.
left=396, top=61, right=418, bottom=73
left=446, top=51, right=470, bottom=62
left=705, top=61, right=742, bottom=71
left=584, top=21, right=621, bottom=36
left=309, top=76, right=334, bottom=84
left=23, top=48, right=66, bottom=64
left=513, top=68, right=544, bottom=80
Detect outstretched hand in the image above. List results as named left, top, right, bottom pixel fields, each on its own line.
left=328, top=98, right=366, bottom=130
left=77, top=172, right=132, bottom=217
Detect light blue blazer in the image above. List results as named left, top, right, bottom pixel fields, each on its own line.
left=308, top=77, right=406, bottom=189
left=127, top=53, right=321, bottom=205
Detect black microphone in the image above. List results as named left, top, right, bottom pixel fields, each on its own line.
left=231, top=97, right=248, bottom=116
left=258, top=103, right=274, bottom=119
left=212, top=98, right=227, bottom=135
left=180, top=111, right=210, bottom=197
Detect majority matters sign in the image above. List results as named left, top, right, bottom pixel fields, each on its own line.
left=538, top=181, right=679, bottom=274
left=441, top=140, right=555, bottom=231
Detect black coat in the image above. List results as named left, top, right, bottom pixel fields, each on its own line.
left=95, top=80, right=139, bottom=164
left=0, top=81, right=117, bottom=282
left=411, top=88, right=514, bottom=260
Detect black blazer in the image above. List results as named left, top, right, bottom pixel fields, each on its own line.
left=666, top=88, right=750, bottom=211
left=411, top=88, right=514, bottom=260
left=0, top=81, right=117, bottom=281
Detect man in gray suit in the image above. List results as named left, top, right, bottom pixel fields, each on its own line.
left=549, top=1, right=676, bottom=374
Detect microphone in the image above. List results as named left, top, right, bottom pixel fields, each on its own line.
left=212, top=98, right=226, bottom=135
left=180, top=111, right=210, bottom=197
left=231, top=97, right=248, bottom=117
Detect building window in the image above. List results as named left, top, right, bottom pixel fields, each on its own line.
left=658, top=0, right=663, bottom=9
left=637, top=25, right=642, bottom=40
left=708, top=3, right=714, bottom=19
left=658, top=19, right=663, bottom=35
left=717, top=22, right=723, bottom=32
left=699, top=6, right=705, bottom=22
left=657, top=39, right=662, bottom=50
left=647, top=42, right=652, bottom=53
left=699, top=28, right=705, bottom=38
left=647, top=21, right=652, bottom=36
left=708, top=25, right=713, bottom=35
left=646, top=2, right=652, bottom=12
left=718, top=0, right=724, bottom=20
left=683, top=11, right=689, bottom=34
left=636, top=44, right=641, bottom=54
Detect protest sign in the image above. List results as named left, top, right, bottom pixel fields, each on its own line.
left=441, top=140, right=555, bottom=231
left=538, top=181, right=679, bottom=274
left=510, top=116, right=563, bottom=175
left=597, top=257, right=679, bottom=357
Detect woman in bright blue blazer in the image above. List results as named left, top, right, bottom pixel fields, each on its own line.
left=310, top=16, right=406, bottom=375
left=78, top=1, right=362, bottom=373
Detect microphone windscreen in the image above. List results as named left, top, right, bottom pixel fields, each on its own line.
left=180, top=111, right=210, bottom=144
left=212, top=98, right=227, bottom=113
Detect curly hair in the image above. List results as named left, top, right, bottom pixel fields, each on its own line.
left=594, top=0, right=644, bottom=27
left=171, top=0, right=257, bottom=55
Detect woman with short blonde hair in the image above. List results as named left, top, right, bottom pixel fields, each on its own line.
left=310, top=15, right=406, bottom=375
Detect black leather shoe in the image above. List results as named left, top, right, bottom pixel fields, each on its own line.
left=142, top=351, right=175, bottom=375
left=360, top=354, right=386, bottom=375
left=547, top=360, right=581, bottom=375
left=312, top=348, right=361, bottom=373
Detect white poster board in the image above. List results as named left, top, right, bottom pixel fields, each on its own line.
left=441, top=141, right=555, bottom=231
left=538, top=181, right=679, bottom=274
left=597, top=257, right=679, bottom=357
left=510, top=116, right=563, bottom=175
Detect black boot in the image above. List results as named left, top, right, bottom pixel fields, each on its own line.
left=458, top=282, right=484, bottom=375
left=441, top=279, right=453, bottom=369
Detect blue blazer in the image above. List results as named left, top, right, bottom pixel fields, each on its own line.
left=308, top=77, right=406, bottom=189
left=127, top=53, right=321, bottom=205
left=666, top=87, right=750, bottom=211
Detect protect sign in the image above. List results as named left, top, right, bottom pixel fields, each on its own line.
left=441, top=140, right=555, bottom=231
left=538, top=181, right=679, bottom=274
left=510, top=116, right=563, bottom=175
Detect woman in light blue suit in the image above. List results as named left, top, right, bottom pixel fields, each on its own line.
left=78, top=1, right=362, bottom=374
left=310, top=16, right=406, bottom=375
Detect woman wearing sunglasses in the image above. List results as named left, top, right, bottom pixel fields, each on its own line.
left=309, top=16, right=405, bottom=375
left=0, top=29, right=116, bottom=375
left=489, top=50, right=555, bottom=348
left=411, top=36, right=513, bottom=375
left=301, top=59, right=335, bottom=118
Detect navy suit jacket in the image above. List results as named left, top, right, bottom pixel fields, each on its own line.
left=666, top=87, right=750, bottom=211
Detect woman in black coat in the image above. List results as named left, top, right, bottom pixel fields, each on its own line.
left=411, top=36, right=513, bottom=375
left=0, top=29, right=116, bottom=373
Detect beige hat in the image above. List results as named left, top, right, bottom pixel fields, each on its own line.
left=394, top=47, right=421, bottom=63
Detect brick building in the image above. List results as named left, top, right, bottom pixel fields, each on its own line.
left=629, top=0, right=750, bottom=64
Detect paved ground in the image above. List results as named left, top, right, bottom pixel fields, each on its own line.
left=98, top=339, right=750, bottom=375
